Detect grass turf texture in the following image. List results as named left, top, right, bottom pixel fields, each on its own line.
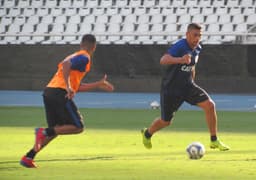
left=0, top=107, right=256, bottom=180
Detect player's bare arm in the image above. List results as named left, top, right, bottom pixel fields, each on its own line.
left=78, top=74, right=114, bottom=92
left=62, top=58, right=75, bottom=99
left=160, top=53, right=191, bottom=65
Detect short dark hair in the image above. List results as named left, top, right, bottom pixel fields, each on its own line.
left=81, top=34, right=96, bottom=46
left=187, top=23, right=202, bottom=31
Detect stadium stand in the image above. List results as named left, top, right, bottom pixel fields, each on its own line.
left=0, top=0, right=255, bottom=44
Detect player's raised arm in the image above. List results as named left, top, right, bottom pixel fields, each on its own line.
left=160, top=53, right=191, bottom=65
left=78, top=74, right=114, bottom=92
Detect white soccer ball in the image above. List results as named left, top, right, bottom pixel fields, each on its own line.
left=186, top=142, right=205, bottom=160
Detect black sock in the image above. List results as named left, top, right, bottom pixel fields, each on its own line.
left=144, top=129, right=152, bottom=139
left=26, top=149, right=37, bottom=159
left=45, top=128, right=56, bottom=136
left=211, top=135, right=217, bottom=141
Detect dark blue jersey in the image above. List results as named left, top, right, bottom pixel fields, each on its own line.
left=162, top=39, right=202, bottom=90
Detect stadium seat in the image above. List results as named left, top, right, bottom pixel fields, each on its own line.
left=44, top=0, right=57, bottom=7
left=95, top=14, right=109, bottom=24
left=218, top=14, right=231, bottom=24
left=151, top=24, right=166, bottom=44
left=176, top=7, right=187, bottom=15
left=158, top=0, right=171, bottom=6
left=201, top=6, right=214, bottom=15
left=86, top=0, right=98, bottom=7
left=78, top=8, right=91, bottom=16
left=124, top=14, right=137, bottom=23
left=161, top=7, right=175, bottom=15
left=72, top=0, right=85, bottom=7
left=51, top=24, right=65, bottom=33
left=1, top=16, right=13, bottom=26
left=164, top=14, right=177, bottom=24
left=151, top=14, right=163, bottom=24
left=191, top=14, right=204, bottom=24
left=165, top=23, right=177, bottom=32
left=8, top=24, right=21, bottom=33
left=235, top=23, right=247, bottom=32
left=226, top=0, right=239, bottom=6
left=55, top=16, right=67, bottom=24
left=120, top=7, right=132, bottom=15
left=246, top=14, right=256, bottom=25
left=100, top=0, right=113, bottom=7
left=17, top=0, right=30, bottom=8
left=205, top=14, right=218, bottom=24
left=23, top=8, right=35, bottom=16
left=229, top=7, right=241, bottom=15
left=129, top=0, right=141, bottom=7
left=120, top=23, right=136, bottom=43
left=106, top=7, right=119, bottom=15
left=206, top=24, right=222, bottom=44
left=198, top=0, right=211, bottom=6
left=50, top=7, right=62, bottom=16
left=0, top=25, right=6, bottom=33
left=0, top=8, right=7, bottom=17
left=59, top=0, right=72, bottom=8
left=135, top=23, right=151, bottom=44
left=109, top=14, right=123, bottom=24
left=232, top=14, right=245, bottom=24
left=64, top=7, right=77, bottom=16
left=37, top=8, right=49, bottom=17
left=115, top=0, right=128, bottom=7
left=8, top=7, right=21, bottom=17
left=172, top=0, right=184, bottom=6
left=137, top=14, right=150, bottom=24
left=94, top=23, right=107, bottom=33
left=222, top=24, right=236, bottom=42
left=240, top=0, right=254, bottom=6
left=107, top=23, right=121, bottom=43
left=79, top=23, right=93, bottom=34
left=21, top=24, right=34, bottom=33
left=148, top=7, right=161, bottom=15
left=178, top=14, right=191, bottom=24
left=27, top=16, right=40, bottom=25
left=188, top=7, right=201, bottom=15
left=243, top=7, right=255, bottom=15
left=3, top=36, right=17, bottom=44
left=3, top=0, right=16, bottom=8
left=83, top=15, right=96, bottom=24
left=143, top=0, right=155, bottom=7
left=41, top=15, right=54, bottom=24
left=215, top=6, right=228, bottom=15
left=13, top=16, right=26, bottom=25
left=186, top=0, right=198, bottom=6
left=92, top=7, right=105, bottom=15
left=65, top=23, right=78, bottom=33
left=212, top=0, right=225, bottom=6
left=31, top=0, right=44, bottom=7
left=69, top=15, right=81, bottom=24
left=134, top=6, right=146, bottom=15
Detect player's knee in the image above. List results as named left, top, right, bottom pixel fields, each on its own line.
left=160, top=119, right=171, bottom=127
left=204, top=99, right=216, bottom=111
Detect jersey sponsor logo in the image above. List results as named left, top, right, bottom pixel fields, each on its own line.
left=181, top=65, right=193, bottom=72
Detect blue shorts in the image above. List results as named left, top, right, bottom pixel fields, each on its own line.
left=43, top=88, right=84, bottom=128
left=160, top=83, right=209, bottom=121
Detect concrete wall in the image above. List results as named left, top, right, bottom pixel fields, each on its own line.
left=0, top=44, right=255, bottom=93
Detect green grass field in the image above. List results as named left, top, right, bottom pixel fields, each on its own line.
left=0, top=107, right=256, bottom=180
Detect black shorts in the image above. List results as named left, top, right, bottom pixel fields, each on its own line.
left=160, top=83, right=209, bottom=121
left=43, top=87, right=84, bottom=128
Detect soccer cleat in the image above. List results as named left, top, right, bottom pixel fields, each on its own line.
left=210, top=139, right=230, bottom=151
left=141, top=128, right=152, bottom=149
left=20, top=156, right=37, bottom=168
left=34, top=128, right=46, bottom=152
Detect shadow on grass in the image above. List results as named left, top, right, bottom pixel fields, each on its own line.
left=0, top=156, right=115, bottom=166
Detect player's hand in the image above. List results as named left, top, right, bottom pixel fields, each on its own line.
left=181, top=54, right=191, bottom=65
left=98, top=74, right=114, bottom=92
left=66, top=87, right=75, bottom=99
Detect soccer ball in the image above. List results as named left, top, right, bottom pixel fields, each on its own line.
left=186, top=142, right=205, bottom=160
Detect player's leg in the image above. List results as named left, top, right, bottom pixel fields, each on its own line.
left=141, top=90, right=183, bottom=149
left=186, top=83, right=230, bottom=151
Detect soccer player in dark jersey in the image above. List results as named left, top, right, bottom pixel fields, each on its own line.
left=141, top=23, right=230, bottom=151
left=20, top=34, right=114, bottom=168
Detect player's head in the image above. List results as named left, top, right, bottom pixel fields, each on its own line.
left=80, top=34, right=97, bottom=55
left=186, top=23, right=202, bottom=49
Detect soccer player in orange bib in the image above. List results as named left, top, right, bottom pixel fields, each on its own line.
left=20, top=34, right=114, bottom=168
